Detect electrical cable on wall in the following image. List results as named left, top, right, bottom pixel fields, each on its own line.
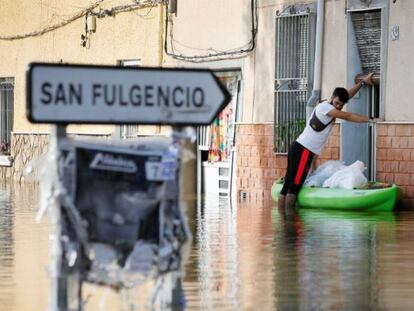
left=0, top=0, right=104, bottom=40
left=90, top=0, right=159, bottom=18
left=164, top=0, right=258, bottom=63
left=0, top=0, right=160, bottom=41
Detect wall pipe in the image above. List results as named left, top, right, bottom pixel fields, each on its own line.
left=306, top=0, right=325, bottom=119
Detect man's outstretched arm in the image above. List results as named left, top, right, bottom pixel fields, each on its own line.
left=347, top=73, right=374, bottom=99
left=328, top=109, right=370, bottom=123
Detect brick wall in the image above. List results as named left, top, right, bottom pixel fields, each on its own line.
left=236, top=124, right=277, bottom=202
left=0, top=134, right=49, bottom=181
left=0, top=133, right=111, bottom=182
left=377, top=124, right=414, bottom=208
left=236, top=124, right=340, bottom=202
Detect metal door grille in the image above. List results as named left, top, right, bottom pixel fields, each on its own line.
left=274, top=13, right=314, bottom=153
left=0, top=78, right=14, bottom=151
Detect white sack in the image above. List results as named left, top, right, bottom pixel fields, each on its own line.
left=322, top=160, right=367, bottom=189
left=304, top=160, right=346, bottom=187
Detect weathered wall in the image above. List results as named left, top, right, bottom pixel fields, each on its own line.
left=163, top=0, right=257, bottom=122
left=0, top=0, right=163, bottom=134
left=321, top=0, right=347, bottom=98
left=0, top=1, right=168, bottom=180
left=385, top=0, right=414, bottom=120
left=0, top=134, right=49, bottom=182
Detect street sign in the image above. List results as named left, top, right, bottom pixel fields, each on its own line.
left=27, top=63, right=232, bottom=125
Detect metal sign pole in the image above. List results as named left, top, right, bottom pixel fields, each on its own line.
left=49, top=124, right=67, bottom=311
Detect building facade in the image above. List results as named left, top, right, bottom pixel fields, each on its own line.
left=1, top=0, right=414, bottom=207
left=0, top=0, right=165, bottom=180
left=163, top=0, right=414, bottom=208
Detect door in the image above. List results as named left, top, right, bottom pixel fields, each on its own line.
left=343, top=9, right=383, bottom=180
left=196, top=71, right=241, bottom=200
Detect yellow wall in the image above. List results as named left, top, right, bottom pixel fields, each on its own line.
left=163, top=0, right=252, bottom=56
left=321, top=0, right=347, bottom=99
left=0, top=0, right=163, bottom=134
left=386, top=0, right=414, bottom=121
left=162, top=0, right=257, bottom=123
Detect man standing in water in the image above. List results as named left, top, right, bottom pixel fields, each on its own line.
left=278, top=73, right=375, bottom=212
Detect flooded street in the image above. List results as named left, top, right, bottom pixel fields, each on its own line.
left=1, top=183, right=414, bottom=310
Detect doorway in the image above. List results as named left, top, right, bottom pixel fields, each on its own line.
left=343, top=7, right=387, bottom=180
left=196, top=70, right=241, bottom=201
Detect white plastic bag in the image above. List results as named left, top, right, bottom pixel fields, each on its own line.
left=322, top=160, right=367, bottom=189
left=304, top=160, right=346, bottom=187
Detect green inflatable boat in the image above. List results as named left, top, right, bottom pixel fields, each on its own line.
left=271, top=180, right=399, bottom=212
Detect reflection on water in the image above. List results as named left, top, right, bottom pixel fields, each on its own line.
left=275, top=210, right=389, bottom=310
left=0, top=188, right=14, bottom=310
left=183, top=196, right=276, bottom=311
left=183, top=197, right=414, bottom=310
left=2, top=183, right=414, bottom=310
left=0, top=182, right=50, bottom=311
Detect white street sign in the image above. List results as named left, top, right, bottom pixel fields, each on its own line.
left=27, top=63, right=231, bottom=125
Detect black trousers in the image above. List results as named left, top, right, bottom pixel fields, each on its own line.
left=280, top=141, right=314, bottom=195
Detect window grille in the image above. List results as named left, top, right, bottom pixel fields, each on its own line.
left=121, top=125, right=140, bottom=139
left=0, top=78, right=14, bottom=153
left=119, top=59, right=141, bottom=139
left=274, top=12, right=315, bottom=153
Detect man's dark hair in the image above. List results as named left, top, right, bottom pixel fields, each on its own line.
left=332, top=87, right=349, bottom=103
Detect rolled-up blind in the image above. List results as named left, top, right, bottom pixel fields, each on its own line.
left=351, top=10, right=381, bottom=75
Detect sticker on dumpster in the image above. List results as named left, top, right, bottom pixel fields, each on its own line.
left=145, top=158, right=177, bottom=181
left=90, top=152, right=138, bottom=173
left=145, top=162, right=164, bottom=181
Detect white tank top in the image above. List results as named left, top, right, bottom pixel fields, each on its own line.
left=296, top=101, right=336, bottom=155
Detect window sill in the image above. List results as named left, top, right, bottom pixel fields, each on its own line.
left=0, top=155, right=13, bottom=167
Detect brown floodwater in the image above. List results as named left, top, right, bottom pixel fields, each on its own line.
left=1, top=183, right=414, bottom=310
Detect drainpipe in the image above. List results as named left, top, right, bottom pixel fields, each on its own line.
left=306, top=0, right=325, bottom=119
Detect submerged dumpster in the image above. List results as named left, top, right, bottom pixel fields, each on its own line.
left=55, top=138, right=190, bottom=302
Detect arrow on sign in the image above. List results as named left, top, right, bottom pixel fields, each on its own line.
left=27, top=63, right=232, bottom=125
